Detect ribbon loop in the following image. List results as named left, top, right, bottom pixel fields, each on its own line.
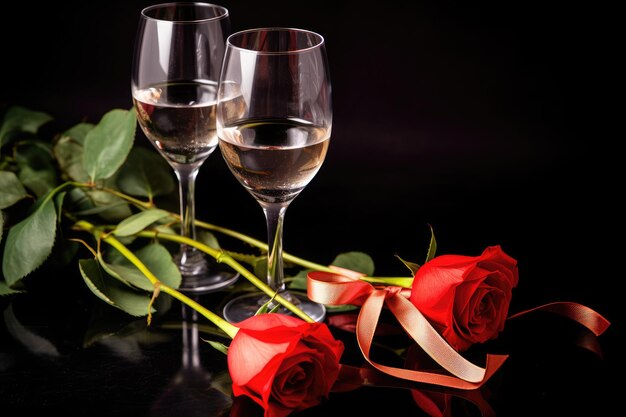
left=307, top=271, right=507, bottom=389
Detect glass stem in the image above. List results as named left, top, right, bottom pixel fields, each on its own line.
left=175, top=166, right=201, bottom=266
left=261, top=202, right=289, bottom=292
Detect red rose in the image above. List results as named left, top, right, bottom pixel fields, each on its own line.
left=409, top=245, right=518, bottom=352
left=227, top=313, right=344, bottom=417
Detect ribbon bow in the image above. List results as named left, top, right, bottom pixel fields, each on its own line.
left=307, top=268, right=506, bottom=389
left=307, top=268, right=610, bottom=390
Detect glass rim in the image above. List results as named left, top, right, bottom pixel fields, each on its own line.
left=140, top=2, right=229, bottom=23
left=226, top=27, right=325, bottom=55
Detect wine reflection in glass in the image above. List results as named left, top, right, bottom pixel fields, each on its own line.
left=217, top=28, right=332, bottom=323
left=131, top=2, right=238, bottom=293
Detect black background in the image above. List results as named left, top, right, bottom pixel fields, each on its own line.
left=2, top=0, right=620, bottom=310
left=1, top=1, right=622, bottom=415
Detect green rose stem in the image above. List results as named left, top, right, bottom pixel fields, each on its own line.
left=194, top=220, right=413, bottom=288
left=93, top=185, right=412, bottom=288
left=73, top=219, right=315, bottom=323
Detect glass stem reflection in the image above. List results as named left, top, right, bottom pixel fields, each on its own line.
left=174, top=164, right=207, bottom=275
left=261, top=202, right=288, bottom=293
left=181, top=303, right=201, bottom=369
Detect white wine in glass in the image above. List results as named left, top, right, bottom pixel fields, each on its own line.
left=217, top=28, right=332, bottom=323
left=131, top=2, right=239, bottom=293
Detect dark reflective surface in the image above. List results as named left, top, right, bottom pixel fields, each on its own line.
left=150, top=305, right=232, bottom=417
left=0, top=269, right=620, bottom=417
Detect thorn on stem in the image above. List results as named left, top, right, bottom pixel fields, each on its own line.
left=147, top=282, right=162, bottom=326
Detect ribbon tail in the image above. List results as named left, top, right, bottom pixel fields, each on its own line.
left=508, top=301, right=610, bottom=336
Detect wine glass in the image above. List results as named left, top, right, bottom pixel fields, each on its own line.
left=216, top=28, right=332, bottom=323
left=131, top=2, right=239, bottom=293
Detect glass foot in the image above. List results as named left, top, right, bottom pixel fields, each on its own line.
left=175, top=249, right=239, bottom=294
left=178, top=269, right=240, bottom=294
left=222, top=291, right=326, bottom=324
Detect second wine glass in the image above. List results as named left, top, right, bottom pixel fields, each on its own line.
left=131, top=2, right=239, bottom=293
left=217, top=28, right=332, bottom=323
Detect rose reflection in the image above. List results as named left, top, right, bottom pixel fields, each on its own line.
left=330, top=342, right=496, bottom=417
left=150, top=304, right=232, bottom=417
left=229, top=395, right=265, bottom=417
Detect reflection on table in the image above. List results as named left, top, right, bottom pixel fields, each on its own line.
left=0, top=279, right=617, bottom=417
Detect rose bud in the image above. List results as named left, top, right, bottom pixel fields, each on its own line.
left=409, top=245, right=519, bottom=352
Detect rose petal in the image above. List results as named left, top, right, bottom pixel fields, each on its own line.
left=229, top=331, right=291, bottom=387
left=237, top=313, right=306, bottom=331
left=273, top=357, right=317, bottom=407
left=411, top=263, right=464, bottom=321
left=480, top=261, right=518, bottom=288
left=229, top=314, right=318, bottom=387
left=422, top=254, right=476, bottom=268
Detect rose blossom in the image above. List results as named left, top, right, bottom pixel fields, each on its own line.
left=409, top=245, right=518, bottom=352
left=227, top=313, right=344, bottom=417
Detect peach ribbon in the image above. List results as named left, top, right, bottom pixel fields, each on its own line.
left=507, top=301, right=610, bottom=335
left=307, top=269, right=611, bottom=390
left=308, top=270, right=507, bottom=389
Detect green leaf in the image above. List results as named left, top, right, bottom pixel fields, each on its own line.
left=67, top=185, right=132, bottom=221
left=394, top=254, right=421, bottom=275
left=63, top=122, right=94, bottom=145
left=113, top=209, right=172, bottom=237
left=255, top=298, right=272, bottom=315
left=392, top=225, right=437, bottom=278
left=331, top=251, right=375, bottom=276
left=425, top=223, right=437, bottom=264
left=52, top=135, right=89, bottom=182
left=84, top=109, right=136, bottom=181
left=0, top=106, right=53, bottom=149
left=79, top=258, right=154, bottom=317
left=117, top=146, right=175, bottom=199
left=54, top=191, right=66, bottom=222
left=0, top=210, right=3, bottom=244
left=287, top=269, right=309, bottom=290
left=65, top=186, right=93, bottom=212
left=0, top=279, right=23, bottom=295
left=325, top=304, right=358, bottom=313
left=83, top=188, right=133, bottom=222
left=53, top=123, right=96, bottom=182
left=205, top=339, right=229, bottom=355
left=197, top=230, right=220, bottom=250
left=154, top=224, right=177, bottom=235
left=253, top=257, right=268, bottom=281
left=15, top=143, right=57, bottom=197
left=2, top=193, right=57, bottom=286
left=255, top=294, right=280, bottom=315
left=0, top=171, right=28, bottom=209
left=103, top=242, right=181, bottom=291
